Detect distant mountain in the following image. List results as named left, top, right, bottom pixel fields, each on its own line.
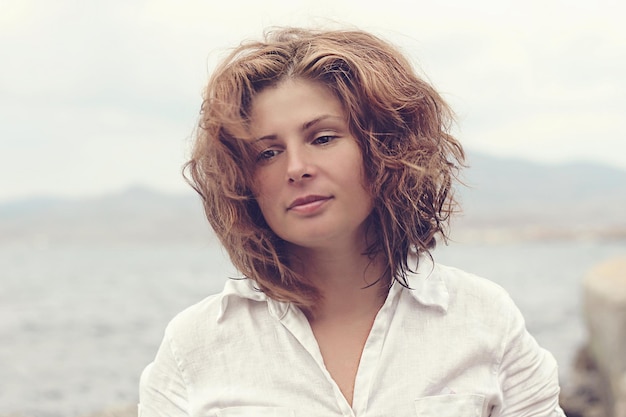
left=461, top=152, right=626, bottom=203
left=1, top=154, right=625, bottom=244
left=0, top=185, right=215, bottom=245
left=454, top=152, right=626, bottom=239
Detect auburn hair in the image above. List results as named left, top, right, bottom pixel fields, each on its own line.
left=184, top=27, right=465, bottom=307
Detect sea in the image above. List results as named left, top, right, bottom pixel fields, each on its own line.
left=1, top=238, right=625, bottom=417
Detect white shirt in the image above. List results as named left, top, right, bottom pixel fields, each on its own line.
left=139, top=256, right=565, bottom=417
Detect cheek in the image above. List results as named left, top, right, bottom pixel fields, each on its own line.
left=346, top=156, right=370, bottom=192
left=353, top=166, right=375, bottom=209
left=250, top=168, right=267, bottom=197
left=252, top=163, right=286, bottom=200
left=251, top=175, right=271, bottom=207
left=248, top=179, right=266, bottom=219
left=251, top=179, right=278, bottom=222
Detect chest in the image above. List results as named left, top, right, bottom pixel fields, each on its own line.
left=310, top=318, right=374, bottom=406
left=189, top=300, right=501, bottom=417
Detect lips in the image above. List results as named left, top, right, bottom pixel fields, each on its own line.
left=287, top=195, right=332, bottom=210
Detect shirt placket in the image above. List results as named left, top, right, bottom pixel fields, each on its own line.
left=274, top=302, right=355, bottom=416
left=270, top=285, right=402, bottom=417
left=350, top=283, right=401, bottom=416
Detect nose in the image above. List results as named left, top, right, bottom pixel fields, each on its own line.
left=286, top=147, right=313, bottom=183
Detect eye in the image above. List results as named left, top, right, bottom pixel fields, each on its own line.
left=312, top=135, right=337, bottom=145
left=257, top=148, right=280, bottom=161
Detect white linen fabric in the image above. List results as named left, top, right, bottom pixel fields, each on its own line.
left=139, top=256, right=565, bottom=417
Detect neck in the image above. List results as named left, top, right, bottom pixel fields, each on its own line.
left=289, top=244, right=390, bottom=322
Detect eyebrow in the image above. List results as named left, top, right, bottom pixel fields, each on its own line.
left=254, top=114, right=344, bottom=143
left=302, top=114, right=342, bottom=130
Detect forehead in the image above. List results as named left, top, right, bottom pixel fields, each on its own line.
left=248, top=78, right=346, bottom=132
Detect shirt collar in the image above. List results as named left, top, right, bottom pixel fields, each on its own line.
left=217, top=278, right=267, bottom=322
left=216, top=253, right=449, bottom=322
left=217, top=277, right=292, bottom=322
left=402, top=252, right=450, bottom=312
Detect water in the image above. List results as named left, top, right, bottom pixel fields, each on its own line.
left=1, top=239, right=625, bottom=417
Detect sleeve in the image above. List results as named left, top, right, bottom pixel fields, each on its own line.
left=495, top=296, right=566, bottom=417
left=138, top=330, right=190, bottom=417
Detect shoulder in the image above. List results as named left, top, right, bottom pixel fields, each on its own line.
left=161, top=278, right=273, bottom=350
left=421, top=261, right=523, bottom=327
left=163, top=292, right=223, bottom=342
left=435, top=262, right=513, bottom=305
left=429, top=265, right=563, bottom=413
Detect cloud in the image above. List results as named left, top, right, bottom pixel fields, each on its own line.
left=1, top=0, right=625, bottom=200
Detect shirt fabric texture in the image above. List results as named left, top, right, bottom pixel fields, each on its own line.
left=139, top=255, right=566, bottom=417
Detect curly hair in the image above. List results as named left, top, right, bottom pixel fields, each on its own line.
left=184, top=27, right=465, bottom=307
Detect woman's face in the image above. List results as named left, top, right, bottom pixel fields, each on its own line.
left=249, top=78, right=374, bottom=251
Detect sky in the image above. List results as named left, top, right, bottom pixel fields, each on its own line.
left=1, top=0, right=625, bottom=202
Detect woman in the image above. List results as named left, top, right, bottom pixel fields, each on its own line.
left=139, top=28, right=565, bottom=416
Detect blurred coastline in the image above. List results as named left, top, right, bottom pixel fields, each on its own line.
left=3, top=151, right=626, bottom=246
